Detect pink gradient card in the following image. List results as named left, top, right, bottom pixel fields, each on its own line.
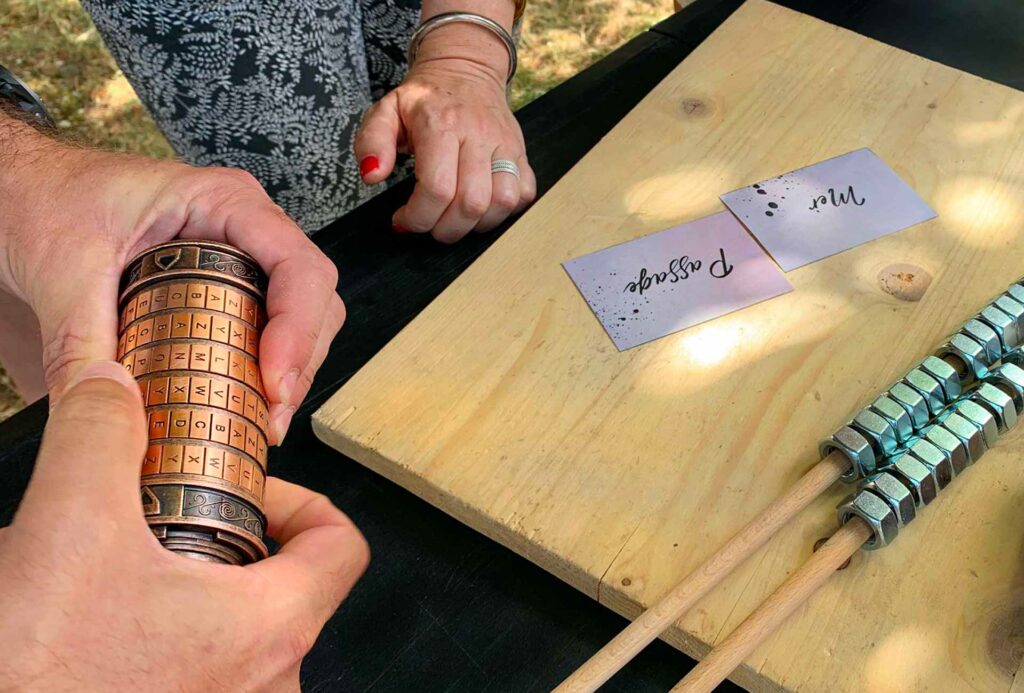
left=563, top=211, right=792, bottom=350
left=720, top=148, right=936, bottom=271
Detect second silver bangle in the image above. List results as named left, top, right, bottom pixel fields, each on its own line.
left=407, top=11, right=518, bottom=85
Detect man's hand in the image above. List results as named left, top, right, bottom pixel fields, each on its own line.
left=354, top=0, right=537, bottom=243
left=0, top=112, right=345, bottom=442
left=0, top=361, right=368, bottom=691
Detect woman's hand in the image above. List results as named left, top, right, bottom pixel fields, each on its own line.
left=0, top=113, right=344, bottom=443
left=354, top=4, right=537, bottom=244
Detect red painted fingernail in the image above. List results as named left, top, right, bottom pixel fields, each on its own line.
left=360, top=155, right=380, bottom=178
left=392, top=222, right=408, bottom=233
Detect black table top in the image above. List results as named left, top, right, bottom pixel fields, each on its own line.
left=2, top=1, right=1022, bottom=690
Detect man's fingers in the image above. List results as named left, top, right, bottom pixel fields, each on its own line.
left=266, top=294, right=344, bottom=444
left=353, top=95, right=402, bottom=186
left=250, top=478, right=369, bottom=629
left=431, top=141, right=493, bottom=243
left=392, top=130, right=459, bottom=234
left=175, top=173, right=344, bottom=439
left=15, top=361, right=148, bottom=536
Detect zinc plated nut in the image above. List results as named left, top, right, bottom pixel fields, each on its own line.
left=989, top=362, right=1024, bottom=415
left=907, top=438, right=953, bottom=489
left=970, top=382, right=1017, bottom=432
left=937, top=411, right=987, bottom=465
left=978, top=305, right=1021, bottom=353
left=837, top=489, right=899, bottom=550
left=935, top=333, right=992, bottom=383
left=820, top=425, right=876, bottom=482
left=992, top=295, right=1024, bottom=337
left=1007, top=283, right=1024, bottom=306
left=887, top=382, right=930, bottom=430
left=861, top=471, right=916, bottom=527
left=960, top=319, right=1002, bottom=364
left=889, top=454, right=939, bottom=507
left=868, top=395, right=914, bottom=444
left=850, top=409, right=899, bottom=458
left=922, top=425, right=969, bottom=477
left=951, top=399, right=999, bottom=448
left=917, top=355, right=962, bottom=403
left=902, top=368, right=946, bottom=416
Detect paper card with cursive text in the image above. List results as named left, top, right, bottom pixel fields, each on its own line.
left=720, top=148, right=936, bottom=271
left=563, top=211, right=792, bottom=350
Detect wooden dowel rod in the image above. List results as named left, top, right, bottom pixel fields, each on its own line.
left=554, top=451, right=850, bottom=693
left=670, top=518, right=872, bottom=693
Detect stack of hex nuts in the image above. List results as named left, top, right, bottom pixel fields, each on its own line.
left=825, top=279, right=1024, bottom=551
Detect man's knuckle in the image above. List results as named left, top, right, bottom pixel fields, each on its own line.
left=459, top=192, right=489, bottom=218
left=493, top=188, right=519, bottom=213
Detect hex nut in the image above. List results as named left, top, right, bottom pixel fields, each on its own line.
left=862, top=472, right=916, bottom=527
left=970, top=382, right=1017, bottom=432
left=889, top=454, right=938, bottom=507
left=851, top=409, right=899, bottom=458
left=887, top=382, right=930, bottom=429
left=936, top=333, right=992, bottom=382
left=922, top=425, right=969, bottom=477
left=993, top=295, right=1024, bottom=337
left=978, top=305, right=1021, bottom=353
left=869, top=395, right=914, bottom=443
left=918, top=355, right=962, bottom=403
left=837, top=489, right=898, bottom=551
left=937, top=412, right=987, bottom=465
left=907, top=438, right=953, bottom=489
left=1007, top=283, right=1024, bottom=307
left=902, top=368, right=946, bottom=416
left=990, top=362, right=1024, bottom=415
left=820, top=425, right=876, bottom=482
left=952, top=399, right=999, bottom=448
left=960, top=319, right=1002, bottom=364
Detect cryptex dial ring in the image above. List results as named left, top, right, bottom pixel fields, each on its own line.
left=118, top=240, right=270, bottom=565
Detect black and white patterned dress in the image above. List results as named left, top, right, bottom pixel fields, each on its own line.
left=82, top=1, right=422, bottom=232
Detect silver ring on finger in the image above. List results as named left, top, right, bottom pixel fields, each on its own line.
left=491, top=159, right=521, bottom=180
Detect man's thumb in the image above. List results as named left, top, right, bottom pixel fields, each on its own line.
left=39, top=303, right=119, bottom=407
left=15, top=361, right=148, bottom=535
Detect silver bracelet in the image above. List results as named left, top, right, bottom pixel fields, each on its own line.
left=407, top=12, right=518, bottom=85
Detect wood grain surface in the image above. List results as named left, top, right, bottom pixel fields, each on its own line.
left=315, top=2, right=1024, bottom=690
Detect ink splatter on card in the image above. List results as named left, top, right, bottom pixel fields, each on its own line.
left=563, top=212, right=792, bottom=351
left=720, top=148, right=936, bottom=271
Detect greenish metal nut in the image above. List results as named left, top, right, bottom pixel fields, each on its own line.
left=819, top=425, right=876, bottom=482
left=989, top=362, right=1024, bottom=415
left=889, top=453, right=938, bottom=506
left=887, top=382, right=930, bottom=429
left=922, top=425, right=969, bottom=477
left=1007, top=284, right=1024, bottom=306
left=937, top=411, right=987, bottom=465
left=951, top=399, right=999, bottom=448
left=970, top=382, right=1017, bottom=432
left=993, top=295, right=1024, bottom=337
left=907, top=438, right=953, bottom=489
left=837, top=489, right=898, bottom=551
left=960, top=319, right=1001, bottom=364
left=850, top=409, right=899, bottom=458
left=935, top=333, right=992, bottom=382
left=978, top=305, right=1021, bottom=353
left=902, top=368, right=945, bottom=416
left=918, top=355, right=961, bottom=403
left=868, top=395, right=914, bottom=444
left=862, top=471, right=916, bottom=527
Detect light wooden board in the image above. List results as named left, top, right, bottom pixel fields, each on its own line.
left=314, top=3, right=1024, bottom=690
